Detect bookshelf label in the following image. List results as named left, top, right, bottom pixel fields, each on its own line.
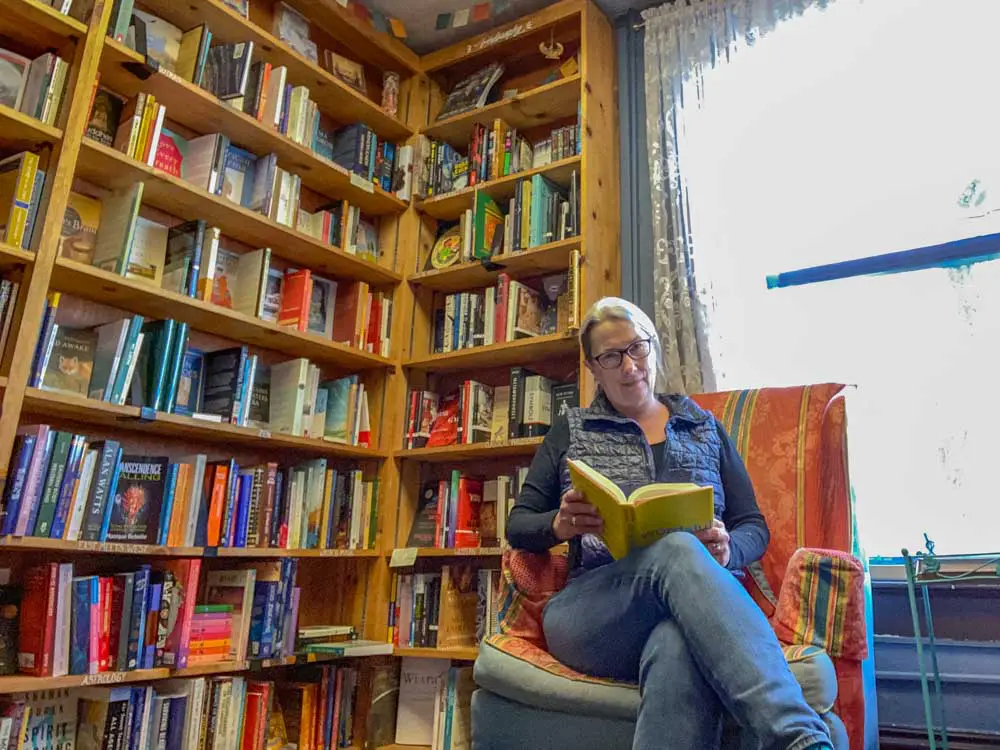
left=82, top=671, right=128, bottom=685
left=390, top=547, right=419, bottom=567
left=76, top=541, right=152, bottom=555
left=350, top=173, right=375, bottom=194
left=465, top=22, right=535, bottom=55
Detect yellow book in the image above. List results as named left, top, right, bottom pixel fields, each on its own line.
left=0, top=151, right=40, bottom=248
left=520, top=178, right=532, bottom=248
left=319, top=469, right=333, bottom=548
left=175, top=26, right=206, bottom=83
left=567, top=458, right=714, bottom=560
left=133, top=94, right=156, bottom=159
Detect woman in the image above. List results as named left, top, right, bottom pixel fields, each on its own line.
left=507, top=298, right=833, bottom=750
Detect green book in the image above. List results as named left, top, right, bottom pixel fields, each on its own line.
left=194, top=604, right=234, bottom=614
left=32, top=431, right=74, bottom=537
left=472, top=192, right=504, bottom=260
left=141, top=319, right=176, bottom=411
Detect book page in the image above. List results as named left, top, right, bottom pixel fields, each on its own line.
left=630, top=485, right=714, bottom=550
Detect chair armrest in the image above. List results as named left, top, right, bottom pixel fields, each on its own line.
left=771, top=547, right=869, bottom=660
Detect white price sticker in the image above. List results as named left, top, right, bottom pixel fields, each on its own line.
left=350, top=173, right=375, bottom=194
left=389, top=547, right=419, bottom=567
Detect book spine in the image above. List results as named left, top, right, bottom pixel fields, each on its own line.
left=32, top=431, right=72, bottom=537
left=0, top=435, right=35, bottom=536
left=80, top=442, right=119, bottom=541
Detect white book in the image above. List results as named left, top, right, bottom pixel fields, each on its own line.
left=87, top=318, right=130, bottom=401
left=203, top=569, right=256, bottom=661
left=65, top=449, right=98, bottom=541
left=145, top=104, right=167, bottom=167
left=485, top=286, right=496, bottom=345
left=178, top=453, right=207, bottom=546
left=395, top=658, right=450, bottom=745
left=269, top=357, right=308, bottom=435
left=301, top=364, right=319, bottom=438
left=232, top=248, right=270, bottom=318
left=114, top=331, right=143, bottom=405
left=197, top=226, right=221, bottom=302
left=184, top=133, right=222, bottom=192
left=52, top=562, right=73, bottom=677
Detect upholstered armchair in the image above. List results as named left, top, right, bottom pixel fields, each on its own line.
left=472, top=384, right=878, bottom=750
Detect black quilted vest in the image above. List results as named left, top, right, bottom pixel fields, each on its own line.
left=560, top=392, right=725, bottom=572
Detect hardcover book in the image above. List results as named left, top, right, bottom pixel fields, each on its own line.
left=0, top=48, right=29, bottom=110
left=435, top=62, right=505, bottom=121
left=59, top=192, right=102, bottom=264
left=153, top=128, right=189, bottom=179
left=105, top=455, right=169, bottom=544
left=85, top=88, right=126, bottom=146
left=133, top=10, right=183, bottom=73
left=125, top=216, right=169, bottom=286
left=202, top=42, right=255, bottom=100
left=40, top=326, right=97, bottom=396
left=173, top=348, right=205, bottom=416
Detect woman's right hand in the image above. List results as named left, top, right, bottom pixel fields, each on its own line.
left=552, top=489, right=604, bottom=541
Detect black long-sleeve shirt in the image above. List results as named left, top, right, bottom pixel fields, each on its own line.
left=506, top=415, right=770, bottom=571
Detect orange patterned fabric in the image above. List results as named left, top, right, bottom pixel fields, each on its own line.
left=492, top=385, right=869, bottom=749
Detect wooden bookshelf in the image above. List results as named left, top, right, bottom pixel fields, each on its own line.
left=394, top=646, right=479, bottom=661
left=0, top=242, right=35, bottom=269
left=423, top=75, right=582, bottom=149
left=49, top=258, right=393, bottom=370
left=405, top=332, right=578, bottom=372
left=0, top=2, right=619, bottom=746
left=409, top=238, right=580, bottom=293
left=0, top=104, right=62, bottom=151
left=132, top=0, right=414, bottom=142
left=99, top=39, right=407, bottom=215
left=397, top=438, right=544, bottom=463
left=417, top=155, right=583, bottom=221
left=5, top=0, right=89, bottom=46
left=20, top=387, right=388, bottom=459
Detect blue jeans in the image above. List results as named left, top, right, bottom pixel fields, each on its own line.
left=541, top=533, right=831, bottom=750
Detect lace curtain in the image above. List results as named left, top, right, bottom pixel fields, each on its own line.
left=641, top=0, right=830, bottom=394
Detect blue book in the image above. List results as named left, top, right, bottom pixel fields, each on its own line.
left=162, top=323, right=189, bottom=414
left=109, top=315, right=146, bottom=404
left=70, top=576, right=98, bottom=675
left=80, top=440, right=121, bottom=542
left=381, top=141, right=396, bottom=192
left=278, top=82, right=292, bottom=135
left=165, top=220, right=205, bottom=299
left=126, top=565, right=150, bottom=670
left=165, top=695, right=188, bottom=750
left=443, top=667, right=457, bottom=749
left=233, top=471, right=253, bottom=548
left=323, top=665, right=336, bottom=748
left=172, top=348, right=204, bottom=416
left=28, top=297, right=57, bottom=387
left=249, top=580, right=279, bottom=658
left=21, top=168, right=45, bottom=250
left=269, top=470, right=285, bottom=547
left=50, top=434, right=87, bottom=539
left=220, top=145, right=257, bottom=207
left=97, top=446, right=125, bottom=541
left=273, top=558, right=295, bottom=655
left=129, top=686, right=149, bottom=750
left=143, top=581, right=162, bottom=669
left=217, top=459, right=239, bottom=548
left=157, top=464, right=179, bottom=546
left=1, top=434, right=36, bottom=535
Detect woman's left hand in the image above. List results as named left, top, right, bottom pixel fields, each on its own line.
left=694, top=519, right=731, bottom=567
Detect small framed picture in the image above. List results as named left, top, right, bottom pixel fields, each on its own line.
left=324, top=50, right=366, bottom=94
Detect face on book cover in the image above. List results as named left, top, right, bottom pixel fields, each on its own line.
left=586, top=319, right=657, bottom=415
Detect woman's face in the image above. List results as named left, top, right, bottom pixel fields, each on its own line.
left=585, top=319, right=657, bottom=414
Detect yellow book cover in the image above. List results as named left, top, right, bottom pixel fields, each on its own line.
left=59, top=191, right=102, bottom=263
left=319, top=469, right=334, bottom=548
left=567, top=458, right=714, bottom=560
left=175, top=26, right=204, bottom=82
left=0, top=151, right=39, bottom=247
left=133, top=94, right=156, bottom=160
left=520, top=178, right=532, bottom=247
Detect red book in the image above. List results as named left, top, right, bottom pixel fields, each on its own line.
left=455, top=477, right=483, bottom=548
left=242, top=682, right=269, bottom=750
left=366, top=294, right=381, bottom=354
left=99, top=576, right=112, bottom=672
left=331, top=281, right=367, bottom=347
left=205, top=464, right=230, bottom=547
left=107, top=575, right=126, bottom=671
left=153, top=129, right=185, bottom=178
left=277, top=269, right=311, bottom=332
left=331, top=668, right=344, bottom=746
left=435, top=479, right=448, bottom=548
left=17, top=563, right=58, bottom=676
left=160, top=558, right=202, bottom=669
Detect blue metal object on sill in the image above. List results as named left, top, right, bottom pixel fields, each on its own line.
left=766, top=231, right=1000, bottom=289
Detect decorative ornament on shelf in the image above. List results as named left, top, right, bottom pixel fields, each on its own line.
left=382, top=71, right=400, bottom=117
left=540, top=29, right=564, bottom=60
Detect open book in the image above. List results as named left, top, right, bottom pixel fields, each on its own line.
left=567, top=458, right=715, bottom=559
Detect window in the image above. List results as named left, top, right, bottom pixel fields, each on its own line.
left=680, top=0, right=1000, bottom=555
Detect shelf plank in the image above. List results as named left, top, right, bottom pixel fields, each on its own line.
left=405, top=333, right=577, bottom=372
left=0, top=536, right=203, bottom=557
left=99, top=40, right=407, bottom=215
left=132, top=0, right=413, bottom=142
left=50, top=259, right=392, bottom=371
left=424, top=76, right=582, bottom=149
left=0, top=242, right=35, bottom=269
left=394, top=646, right=479, bottom=661
left=74, top=140, right=401, bottom=286
left=397, top=438, right=543, bottom=463
left=387, top=547, right=504, bottom=558
left=4, top=0, right=88, bottom=48
left=408, top=238, right=579, bottom=293
left=20, top=387, right=388, bottom=460
left=217, top=546, right=378, bottom=558
left=0, top=667, right=172, bottom=694
left=417, top=155, right=582, bottom=221
left=0, top=104, right=62, bottom=151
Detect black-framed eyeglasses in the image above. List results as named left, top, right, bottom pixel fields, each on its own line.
left=592, top=338, right=653, bottom=369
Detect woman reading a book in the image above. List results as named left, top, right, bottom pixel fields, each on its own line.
left=507, top=297, right=833, bottom=750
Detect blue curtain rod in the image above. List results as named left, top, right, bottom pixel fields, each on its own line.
left=766, top=230, right=1000, bottom=289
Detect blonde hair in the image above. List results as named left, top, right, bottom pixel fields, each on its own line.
left=579, top=297, right=665, bottom=390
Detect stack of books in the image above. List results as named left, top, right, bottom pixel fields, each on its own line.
left=17, top=559, right=200, bottom=677
left=404, top=373, right=579, bottom=449
left=1, top=428, right=381, bottom=551
left=0, top=48, right=70, bottom=126
left=188, top=604, right=233, bottom=665
left=330, top=122, right=397, bottom=192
